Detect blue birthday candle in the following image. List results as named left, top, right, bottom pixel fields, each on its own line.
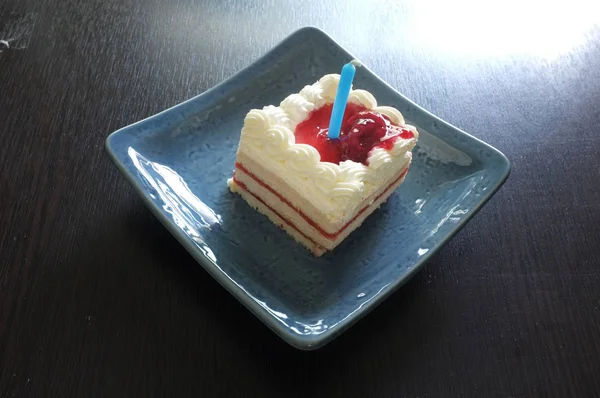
left=327, top=61, right=358, bottom=140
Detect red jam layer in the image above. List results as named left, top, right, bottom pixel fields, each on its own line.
left=233, top=177, right=325, bottom=250
left=294, top=103, right=415, bottom=165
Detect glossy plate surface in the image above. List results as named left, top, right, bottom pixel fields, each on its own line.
left=105, top=27, right=510, bottom=350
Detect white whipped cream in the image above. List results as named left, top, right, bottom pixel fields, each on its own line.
left=237, top=74, right=418, bottom=221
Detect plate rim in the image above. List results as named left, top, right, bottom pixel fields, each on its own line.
left=105, top=26, right=511, bottom=350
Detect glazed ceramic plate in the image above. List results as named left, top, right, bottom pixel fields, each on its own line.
left=105, top=27, right=510, bottom=350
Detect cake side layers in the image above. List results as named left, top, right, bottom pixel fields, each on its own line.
left=235, top=148, right=412, bottom=233
left=227, top=179, right=327, bottom=257
left=231, top=162, right=410, bottom=250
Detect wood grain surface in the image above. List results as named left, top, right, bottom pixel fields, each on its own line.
left=1, top=0, right=600, bottom=396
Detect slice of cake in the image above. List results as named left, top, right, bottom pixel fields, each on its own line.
left=227, top=74, right=418, bottom=256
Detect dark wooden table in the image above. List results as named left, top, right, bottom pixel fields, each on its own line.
left=2, top=0, right=600, bottom=396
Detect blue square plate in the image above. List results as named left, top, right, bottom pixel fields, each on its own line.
left=106, top=27, right=510, bottom=350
